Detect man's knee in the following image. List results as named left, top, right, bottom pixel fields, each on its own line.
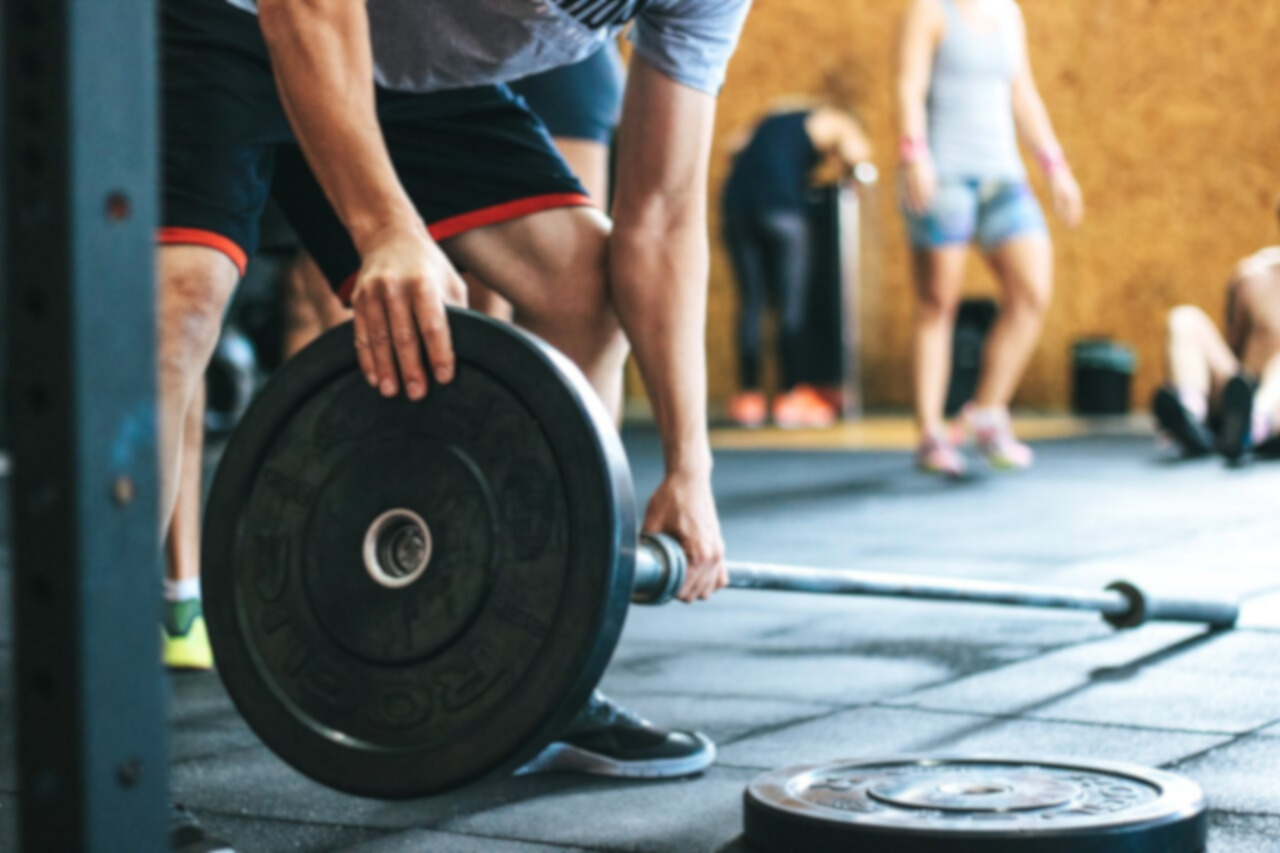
left=520, top=214, right=623, bottom=347
left=1167, top=304, right=1211, bottom=343
left=159, top=247, right=238, bottom=382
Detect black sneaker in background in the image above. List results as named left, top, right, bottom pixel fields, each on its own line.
left=172, top=802, right=235, bottom=853
left=1152, top=386, right=1214, bottom=457
left=1217, top=375, right=1256, bottom=463
left=516, top=691, right=715, bottom=779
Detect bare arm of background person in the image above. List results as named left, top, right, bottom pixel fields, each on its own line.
left=1009, top=4, right=1084, bottom=228
left=807, top=107, right=873, bottom=174
left=610, top=57, right=727, bottom=603
left=897, top=0, right=943, bottom=215
left=258, top=0, right=466, bottom=402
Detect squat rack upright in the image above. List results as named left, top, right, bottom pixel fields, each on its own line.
left=4, top=0, right=168, bottom=850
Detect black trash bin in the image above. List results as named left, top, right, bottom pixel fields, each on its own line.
left=1072, top=339, right=1136, bottom=415
left=945, top=299, right=998, bottom=417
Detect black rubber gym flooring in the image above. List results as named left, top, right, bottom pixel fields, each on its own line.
left=2, top=429, right=1280, bottom=851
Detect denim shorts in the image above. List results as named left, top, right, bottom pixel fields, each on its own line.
left=904, top=178, right=1048, bottom=250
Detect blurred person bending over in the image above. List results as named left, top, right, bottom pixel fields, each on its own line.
left=722, top=103, right=872, bottom=429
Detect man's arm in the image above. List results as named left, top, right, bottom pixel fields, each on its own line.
left=610, top=57, right=726, bottom=602
left=257, top=0, right=465, bottom=400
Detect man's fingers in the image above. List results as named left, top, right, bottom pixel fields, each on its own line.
left=677, top=553, right=705, bottom=602
left=384, top=285, right=429, bottom=401
left=675, top=539, right=721, bottom=602
left=356, top=286, right=398, bottom=397
left=351, top=310, right=378, bottom=388
left=412, top=285, right=456, bottom=384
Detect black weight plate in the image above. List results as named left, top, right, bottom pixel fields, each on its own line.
left=203, top=308, right=637, bottom=799
left=744, top=756, right=1206, bottom=853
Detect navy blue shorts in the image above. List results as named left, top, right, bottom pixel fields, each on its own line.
left=160, top=0, right=590, bottom=293
left=508, top=43, right=625, bottom=145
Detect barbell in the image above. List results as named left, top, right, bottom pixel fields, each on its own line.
left=201, top=308, right=1236, bottom=800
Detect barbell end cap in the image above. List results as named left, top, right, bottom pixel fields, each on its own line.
left=633, top=533, right=687, bottom=606
left=1103, top=581, right=1146, bottom=630
left=1104, top=580, right=1240, bottom=631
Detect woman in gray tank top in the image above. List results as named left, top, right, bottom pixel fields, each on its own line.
left=897, top=0, right=1083, bottom=477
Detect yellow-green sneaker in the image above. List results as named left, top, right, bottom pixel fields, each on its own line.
left=163, top=599, right=214, bottom=671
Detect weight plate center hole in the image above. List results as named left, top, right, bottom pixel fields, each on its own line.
left=363, top=508, right=433, bottom=589
left=938, top=782, right=1012, bottom=797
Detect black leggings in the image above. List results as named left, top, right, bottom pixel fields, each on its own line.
left=724, top=210, right=813, bottom=391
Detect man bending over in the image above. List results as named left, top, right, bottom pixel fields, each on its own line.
left=158, top=3, right=751, bottom=847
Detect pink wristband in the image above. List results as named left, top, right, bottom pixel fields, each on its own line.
left=900, top=136, right=930, bottom=165
left=1037, top=146, right=1067, bottom=174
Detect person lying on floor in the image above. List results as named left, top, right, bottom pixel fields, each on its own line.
left=1153, top=200, right=1280, bottom=461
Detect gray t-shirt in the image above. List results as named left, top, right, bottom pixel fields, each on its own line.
left=226, top=0, right=751, bottom=96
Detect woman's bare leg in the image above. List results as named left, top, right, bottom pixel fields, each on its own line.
left=912, top=246, right=969, bottom=436
left=973, top=235, right=1053, bottom=409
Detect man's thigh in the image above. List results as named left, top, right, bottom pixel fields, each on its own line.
left=440, top=206, right=612, bottom=321
left=275, top=84, right=594, bottom=301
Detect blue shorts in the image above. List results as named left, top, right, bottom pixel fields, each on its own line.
left=160, top=0, right=590, bottom=292
left=904, top=179, right=1047, bottom=251
left=508, top=43, right=625, bottom=144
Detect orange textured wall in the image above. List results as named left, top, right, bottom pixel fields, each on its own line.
left=696, top=0, right=1280, bottom=410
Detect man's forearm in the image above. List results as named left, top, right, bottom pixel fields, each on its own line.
left=610, top=217, right=713, bottom=476
left=258, top=0, right=417, bottom=249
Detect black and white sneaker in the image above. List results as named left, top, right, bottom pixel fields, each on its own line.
left=171, top=802, right=235, bottom=853
left=1152, top=386, right=1214, bottom=457
left=1217, top=375, right=1256, bottom=462
left=516, top=691, right=716, bottom=779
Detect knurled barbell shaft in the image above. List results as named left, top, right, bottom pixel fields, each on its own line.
left=633, top=533, right=1239, bottom=630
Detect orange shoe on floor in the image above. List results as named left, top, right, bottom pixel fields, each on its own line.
left=771, top=385, right=837, bottom=429
left=728, top=391, right=768, bottom=428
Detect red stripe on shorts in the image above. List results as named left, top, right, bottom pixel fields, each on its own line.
left=426, top=193, right=594, bottom=242
left=158, top=227, right=249, bottom=276
left=335, top=192, right=594, bottom=307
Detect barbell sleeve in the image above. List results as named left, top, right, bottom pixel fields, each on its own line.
left=633, top=533, right=1238, bottom=630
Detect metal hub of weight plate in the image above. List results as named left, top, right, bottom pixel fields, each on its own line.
left=202, top=309, right=637, bottom=798
left=744, top=756, right=1206, bottom=853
